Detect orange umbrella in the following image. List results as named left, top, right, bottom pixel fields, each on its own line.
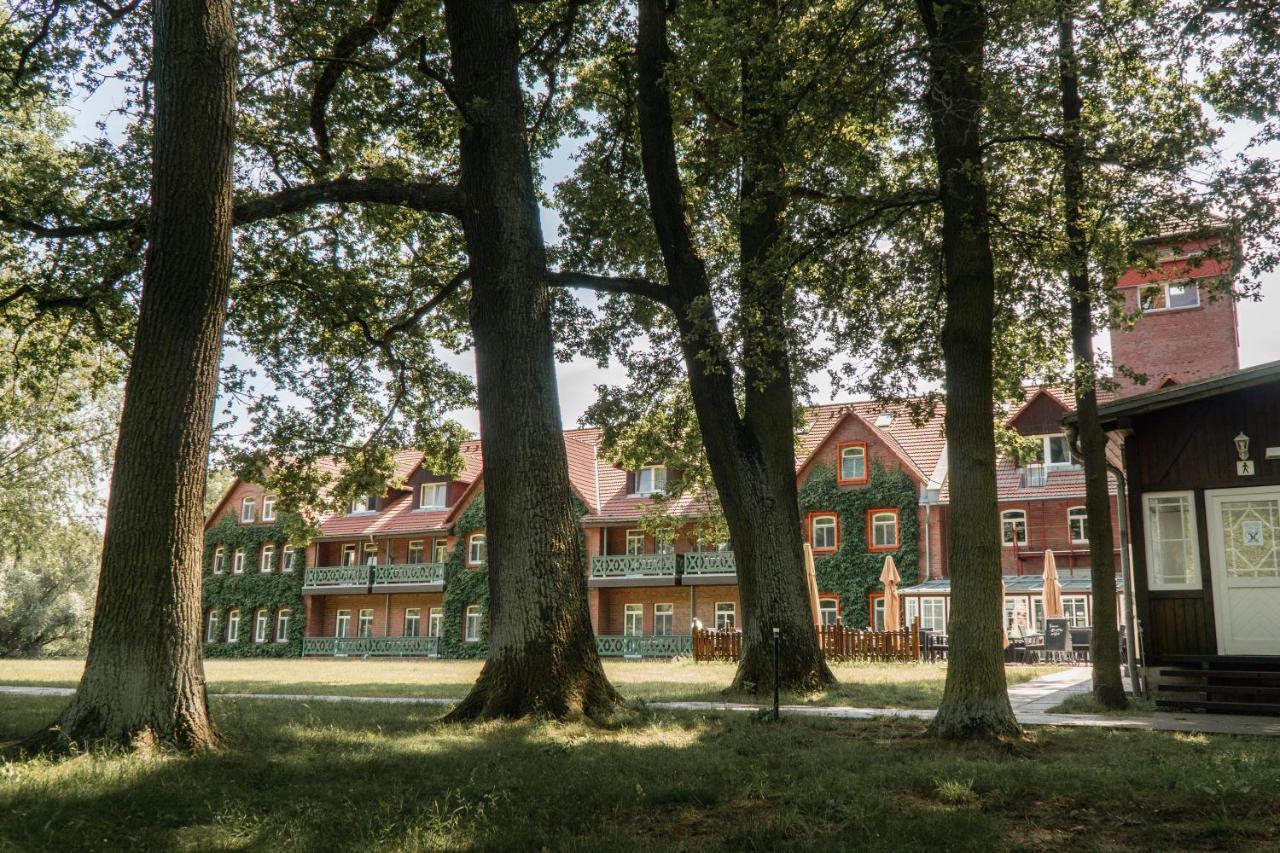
left=803, top=543, right=821, bottom=625
left=880, top=555, right=902, bottom=631
left=1000, top=577, right=1010, bottom=649
left=1042, top=549, right=1064, bottom=623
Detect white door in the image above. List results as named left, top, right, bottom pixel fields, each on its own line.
left=1207, top=487, right=1280, bottom=655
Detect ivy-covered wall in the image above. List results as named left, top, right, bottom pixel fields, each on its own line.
left=202, top=514, right=306, bottom=657
left=798, top=463, right=920, bottom=628
left=440, top=497, right=490, bottom=659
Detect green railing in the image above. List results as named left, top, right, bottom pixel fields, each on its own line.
left=372, top=563, right=446, bottom=586
left=303, top=565, right=371, bottom=588
left=595, top=634, right=693, bottom=657
left=590, top=553, right=678, bottom=579
left=302, top=636, right=441, bottom=657
left=681, top=552, right=736, bottom=576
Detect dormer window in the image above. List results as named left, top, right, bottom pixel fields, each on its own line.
left=633, top=465, right=667, bottom=496
left=351, top=494, right=378, bottom=514
left=1022, top=434, right=1072, bottom=469
left=241, top=497, right=256, bottom=522
left=419, top=482, right=448, bottom=510
left=261, top=495, right=276, bottom=521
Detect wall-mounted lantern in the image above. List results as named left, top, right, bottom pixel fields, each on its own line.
left=1235, top=432, right=1255, bottom=475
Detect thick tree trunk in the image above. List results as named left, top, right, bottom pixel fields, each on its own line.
left=916, top=0, right=1020, bottom=739
left=635, top=0, right=832, bottom=692
left=26, top=0, right=235, bottom=751
left=441, top=0, right=621, bottom=721
left=1057, top=6, right=1127, bottom=710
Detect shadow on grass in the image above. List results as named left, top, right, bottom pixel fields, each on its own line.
left=3, top=694, right=1280, bottom=852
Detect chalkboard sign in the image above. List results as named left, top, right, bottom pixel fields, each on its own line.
left=1044, top=619, right=1071, bottom=652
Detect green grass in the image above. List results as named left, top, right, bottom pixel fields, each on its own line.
left=1047, top=692, right=1158, bottom=717
left=2, top=694, right=1278, bottom=851
left=0, top=658, right=1062, bottom=709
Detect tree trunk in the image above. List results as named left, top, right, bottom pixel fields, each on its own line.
left=635, top=0, right=832, bottom=692
left=916, top=0, right=1020, bottom=739
left=26, top=0, right=235, bottom=751
left=441, top=0, right=621, bottom=722
left=1057, top=5, right=1127, bottom=710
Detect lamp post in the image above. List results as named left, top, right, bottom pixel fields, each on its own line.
left=772, top=627, right=781, bottom=722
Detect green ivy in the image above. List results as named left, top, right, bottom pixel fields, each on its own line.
left=440, top=497, right=490, bottom=659
left=201, top=514, right=306, bottom=658
left=797, top=463, right=920, bottom=628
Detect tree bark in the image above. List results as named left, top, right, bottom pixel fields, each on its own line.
left=26, top=0, right=235, bottom=751
left=441, top=0, right=621, bottom=722
left=915, top=0, right=1020, bottom=739
left=1057, top=4, right=1127, bottom=710
left=635, top=0, right=832, bottom=692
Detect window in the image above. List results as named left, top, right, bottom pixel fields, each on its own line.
left=714, top=602, right=736, bottom=630
left=254, top=609, right=269, bottom=643
left=1032, top=597, right=1045, bottom=632
left=341, top=544, right=357, bottom=566
left=920, top=597, right=946, bottom=632
left=810, top=514, right=838, bottom=552
left=1062, top=596, right=1089, bottom=628
left=1044, top=434, right=1072, bottom=466
left=260, top=544, right=275, bottom=573
left=819, top=597, right=840, bottom=626
left=226, top=609, right=240, bottom=643
left=904, top=597, right=917, bottom=628
left=467, top=533, right=486, bottom=566
left=1001, top=510, right=1028, bottom=547
left=404, top=608, right=421, bottom=638
left=262, top=495, right=276, bottom=521
left=624, top=603, right=643, bottom=636
left=1068, top=507, right=1088, bottom=544
left=363, top=543, right=378, bottom=566
left=211, top=546, right=225, bottom=575
left=1005, top=597, right=1033, bottom=634
left=633, top=465, right=667, bottom=496
left=1143, top=492, right=1201, bottom=590
left=351, top=494, right=378, bottom=514
left=654, top=603, right=674, bottom=636
left=232, top=548, right=246, bottom=574
left=464, top=605, right=482, bottom=642
left=206, top=610, right=220, bottom=643
left=241, top=497, right=256, bottom=522
left=419, top=482, right=447, bottom=509
left=624, top=529, right=645, bottom=555
left=428, top=607, right=443, bottom=638
left=868, top=509, right=899, bottom=551
left=275, top=609, right=291, bottom=643
left=407, top=540, right=424, bottom=564
left=282, top=546, right=297, bottom=573
left=432, top=539, right=449, bottom=563
left=656, top=539, right=675, bottom=555
left=357, top=609, right=374, bottom=637
left=335, top=609, right=351, bottom=638
left=1140, top=280, right=1199, bottom=312
left=837, top=442, right=868, bottom=484
left=872, top=597, right=885, bottom=631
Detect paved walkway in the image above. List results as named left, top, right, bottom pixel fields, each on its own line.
left=5, top=670, right=1280, bottom=736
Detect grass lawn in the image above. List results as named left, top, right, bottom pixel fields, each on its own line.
left=1047, top=693, right=1158, bottom=717
left=2, top=695, right=1279, bottom=851
left=0, top=658, right=1062, bottom=708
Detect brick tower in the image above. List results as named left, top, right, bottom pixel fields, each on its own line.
left=1109, top=229, right=1240, bottom=397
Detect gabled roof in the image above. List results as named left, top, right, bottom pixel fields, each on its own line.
left=794, top=405, right=929, bottom=484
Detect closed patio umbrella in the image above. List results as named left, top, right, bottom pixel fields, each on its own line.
left=803, top=543, right=821, bottom=626
left=1042, top=549, right=1064, bottom=622
left=880, top=555, right=902, bottom=631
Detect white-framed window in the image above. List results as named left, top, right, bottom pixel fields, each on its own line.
left=275, top=609, right=291, bottom=643
left=633, top=465, right=667, bottom=496
left=1143, top=491, right=1201, bottom=590
left=839, top=443, right=867, bottom=483
left=206, top=610, right=220, bottom=643
left=363, top=543, right=378, bottom=566
left=351, top=494, right=378, bottom=514
left=1042, top=434, right=1072, bottom=467
left=872, top=597, right=886, bottom=631
left=254, top=609, right=269, bottom=643
left=419, top=482, right=448, bottom=510
left=869, top=509, right=899, bottom=550
left=260, top=544, right=276, bottom=573
left=467, top=533, right=486, bottom=566
left=432, top=539, right=449, bottom=563
left=904, top=597, right=918, bottom=628
left=464, top=605, right=482, bottom=642
left=357, top=608, right=374, bottom=637
left=1062, top=596, right=1089, bottom=628
left=211, top=546, right=225, bottom=575
left=810, top=514, right=838, bottom=551
left=282, top=546, right=297, bottom=573
left=427, top=607, right=443, bottom=638
left=1140, top=280, right=1199, bottom=312
left=624, top=603, right=643, bottom=636
left=241, top=497, right=256, bottom=522
left=819, top=598, right=840, bottom=626
left=262, top=494, right=276, bottom=521
left=656, top=539, right=675, bottom=555
left=404, top=608, right=421, bottom=638
left=232, top=548, right=246, bottom=574
left=226, top=609, right=241, bottom=643
left=335, top=609, right=351, bottom=638
left=1001, top=510, right=1028, bottom=547
left=1068, top=506, right=1088, bottom=544
left=715, top=602, right=736, bottom=630
left=654, top=603, right=674, bottom=636
left=341, top=544, right=357, bottom=566
left=624, top=529, right=645, bottom=555
left=920, top=597, right=946, bottom=632
left=407, top=540, right=424, bottom=564
left=1005, top=597, right=1033, bottom=633
left=1032, top=597, right=1045, bottom=632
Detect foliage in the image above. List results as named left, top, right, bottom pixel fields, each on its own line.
left=200, top=514, right=304, bottom=658
left=0, top=521, right=99, bottom=657
left=797, top=464, right=919, bottom=628
left=439, top=497, right=489, bottom=659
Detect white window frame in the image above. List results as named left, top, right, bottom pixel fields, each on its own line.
left=432, top=539, right=449, bottom=563
left=464, top=605, right=482, bottom=642
left=1062, top=595, right=1090, bottom=628
left=839, top=444, right=867, bottom=482
left=872, top=597, right=886, bottom=631
left=407, top=540, right=425, bottom=564
left=260, top=544, right=275, bottom=574
left=241, top=497, right=256, bottom=522
left=653, top=603, right=674, bottom=636
left=335, top=609, right=351, bottom=638
left=623, top=603, right=643, bottom=636
left=714, top=602, right=736, bottom=630
left=428, top=607, right=443, bottom=638
left=351, top=494, right=377, bottom=514
left=419, top=482, right=448, bottom=510
left=341, top=544, right=357, bottom=566
left=1143, top=491, right=1202, bottom=591
left=467, top=533, right=486, bottom=566
left=1068, top=506, right=1089, bottom=544
left=811, top=514, right=837, bottom=551
left=870, top=510, right=899, bottom=549
left=904, top=597, right=918, bottom=629
left=920, top=597, right=946, bottom=633
left=206, top=611, right=220, bottom=643
left=261, top=494, right=276, bottom=521
left=633, top=465, right=667, bottom=496
left=282, top=546, right=297, bottom=573
left=404, top=607, right=421, bottom=638
left=357, top=608, right=374, bottom=637
left=211, top=546, right=225, bottom=575
left=363, top=542, right=378, bottom=566
left=232, top=548, right=246, bottom=574
left=1140, top=280, right=1199, bottom=313
left=226, top=609, right=240, bottom=643
left=1001, top=510, right=1028, bottom=547
left=624, top=529, right=645, bottom=555
left=254, top=609, right=269, bottom=643
left=275, top=609, right=291, bottom=643
left=819, top=598, right=840, bottom=626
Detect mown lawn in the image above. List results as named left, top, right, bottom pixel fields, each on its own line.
left=2, top=694, right=1278, bottom=852
left=0, top=658, right=1062, bottom=709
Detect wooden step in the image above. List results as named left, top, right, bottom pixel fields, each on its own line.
left=1158, top=668, right=1280, bottom=682
left=1155, top=698, right=1280, bottom=716
left=1158, top=683, right=1280, bottom=696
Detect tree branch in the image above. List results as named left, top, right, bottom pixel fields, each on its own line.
left=546, top=271, right=671, bottom=306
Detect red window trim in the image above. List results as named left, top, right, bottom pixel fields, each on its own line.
left=807, top=511, right=840, bottom=553
left=866, top=507, right=900, bottom=552
left=835, top=441, right=869, bottom=485
left=818, top=593, right=841, bottom=619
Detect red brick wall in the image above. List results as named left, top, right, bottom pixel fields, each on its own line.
left=208, top=479, right=273, bottom=529
left=800, top=415, right=920, bottom=484
left=1110, top=281, right=1238, bottom=396
left=311, top=592, right=444, bottom=637
left=593, top=584, right=741, bottom=634
left=997, top=495, right=1121, bottom=575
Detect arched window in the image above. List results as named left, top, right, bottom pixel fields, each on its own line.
left=809, top=514, right=838, bottom=552
left=226, top=609, right=241, bottom=643
left=837, top=442, right=868, bottom=484
left=253, top=609, right=269, bottom=643
left=260, top=544, right=275, bottom=573
left=464, top=605, right=483, bottom=642
left=867, top=509, right=899, bottom=551
left=1068, top=506, right=1088, bottom=543
left=205, top=610, right=220, bottom=643
left=1001, top=509, right=1027, bottom=546
left=467, top=533, right=487, bottom=566
left=241, top=497, right=256, bottom=522
left=261, top=494, right=277, bottom=521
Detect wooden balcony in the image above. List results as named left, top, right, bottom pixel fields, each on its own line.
left=302, top=636, right=441, bottom=657
left=588, top=553, right=679, bottom=587
left=679, top=552, right=737, bottom=584
left=371, top=562, right=446, bottom=593
left=302, top=565, right=371, bottom=594
left=594, top=634, right=692, bottom=658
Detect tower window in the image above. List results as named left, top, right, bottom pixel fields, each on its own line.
left=1140, top=281, right=1199, bottom=312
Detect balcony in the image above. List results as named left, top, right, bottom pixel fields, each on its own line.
left=371, top=562, right=447, bottom=593
left=302, top=565, right=371, bottom=594
left=588, top=553, right=679, bottom=587
left=302, top=636, right=441, bottom=657
left=595, top=634, right=692, bottom=658
left=680, top=552, right=737, bottom=584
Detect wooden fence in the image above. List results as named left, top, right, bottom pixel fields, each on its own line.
left=693, top=622, right=921, bottom=663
